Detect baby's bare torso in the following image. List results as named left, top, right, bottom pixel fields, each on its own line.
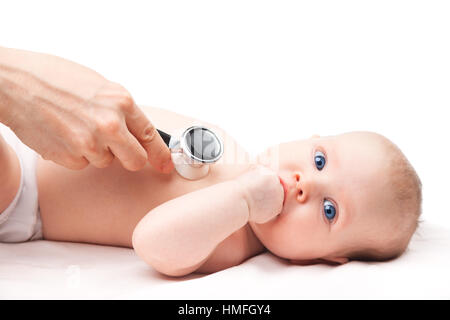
left=37, top=106, right=263, bottom=264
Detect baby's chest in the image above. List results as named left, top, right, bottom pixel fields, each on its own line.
left=37, top=154, right=250, bottom=247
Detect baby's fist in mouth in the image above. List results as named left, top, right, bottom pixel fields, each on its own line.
left=235, top=164, right=284, bottom=224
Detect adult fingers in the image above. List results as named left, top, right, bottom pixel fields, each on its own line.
left=82, top=145, right=115, bottom=169
left=107, top=127, right=148, bottom=171
left=124, top=104, right=174, bottom=173
left=44, top=152, right=90, bottom=170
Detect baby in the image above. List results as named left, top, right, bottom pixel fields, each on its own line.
left=0, top=106, right=422, bottom=277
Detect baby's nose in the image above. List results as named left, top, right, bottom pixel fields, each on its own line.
left=294, top=172, right=308, bottom=202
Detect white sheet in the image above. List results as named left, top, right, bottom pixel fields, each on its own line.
left=1, top=220, right=449, bottom=299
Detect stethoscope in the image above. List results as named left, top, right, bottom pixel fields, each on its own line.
left=157, top=126, right=224, bottom=180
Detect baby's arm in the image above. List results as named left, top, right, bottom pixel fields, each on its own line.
left=132, top=179, right=250, bottom=277
left=0, top=132, right=21, bottom=215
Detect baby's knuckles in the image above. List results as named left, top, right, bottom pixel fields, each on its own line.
left=236, top=165, right=284, bottom=223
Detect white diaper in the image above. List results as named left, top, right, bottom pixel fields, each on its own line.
left=0, top=123, right=42, bottom=242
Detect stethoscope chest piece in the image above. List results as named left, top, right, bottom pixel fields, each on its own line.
left=158, top=125, right=224, bottom=180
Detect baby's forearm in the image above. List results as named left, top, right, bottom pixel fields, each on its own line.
left=132, top=179, right=249, bottom=276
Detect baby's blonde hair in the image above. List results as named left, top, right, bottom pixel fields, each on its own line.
left=346, top=133, right=422, bottom=262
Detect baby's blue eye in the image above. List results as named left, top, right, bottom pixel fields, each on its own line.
left=324, top=200, right=336, bottom=220
left=314, top=151, right=326, bottom=170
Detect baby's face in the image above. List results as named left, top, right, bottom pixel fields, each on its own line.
left=250, top=132, right=393, bottom=264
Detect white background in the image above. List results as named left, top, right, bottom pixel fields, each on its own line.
left=1, top=0, right=449, bottom=227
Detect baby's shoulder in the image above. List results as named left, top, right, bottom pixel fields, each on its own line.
left=196, top=224, right=266, bottom=274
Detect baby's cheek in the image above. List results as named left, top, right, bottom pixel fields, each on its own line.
left=292, top=207, right=323, bottom=235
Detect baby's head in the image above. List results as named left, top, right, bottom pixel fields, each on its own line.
left=251, top=131, right=422, bottom=265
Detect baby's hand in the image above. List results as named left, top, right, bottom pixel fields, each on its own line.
left=235, top=164, right=284, bottom=224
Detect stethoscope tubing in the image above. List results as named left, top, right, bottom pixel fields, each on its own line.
left=157, top=129, right=172, bottom=147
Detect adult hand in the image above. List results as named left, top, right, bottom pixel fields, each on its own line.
left=0, top=47, right=174, bottom=173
